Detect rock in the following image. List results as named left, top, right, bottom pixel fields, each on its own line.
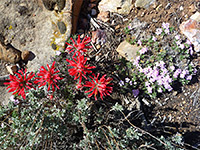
left=91, top=9, right=97, bottom=16
left=189, top=4, right=196, bottom=13
left=98, top=0, right=134, bottom=15
left=96, top=44, right=101, bottom=50
left=0, top=42, right=21, bottom=64
left=180, top=12, right=200, bottom=52
left=42, top=0, right=56, bottom=11
left=116, top=40, right=141, bottom=62
left=135, top=0, right=156, bottom=9
left=57, top=21, right=66, bottom=34
left=6, top=64, right=18, bottom=75
left=56, top=0, right=66, bottom=11
left=91, top=29, right=107, bottom=45
left=21, top=50, right=30, bottom=62
left=89, top=3, right=96, bottom=8
left=97, top=11, right=110, bottom=22
left=179, top=6, right=184, bottom=11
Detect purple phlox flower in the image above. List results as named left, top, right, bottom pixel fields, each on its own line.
left=132, top=89, right=139, bottom=97
left=125, top=78, right=130, bottom=83
left=179, top=44, right=185, bottom=49
left=180, top=70, right=189, bottom=78
left=156, top=28, right=162, bottom=35
left=194, top=68, right=197, bottom=74
left=164, top=28, right=170, bottom=34
left=119, top=80, right=124, bottom=86
left=139, top=67, right=144, bottom=73
left=176, top=40, right=181, bottom=46
left=163, top=82, right=173, bottom=91
left=163, top=74, right=172, bottom=83
left=157, top=87, right=163, bottom=93
left=144, top=66, right=153, bottom=78
left=156, top=76, right=163, bottom=86
left=133, top=56, right=140, bottom=67
left=159, top=61, right=165, bottom=68
left=186, top=39, right=191, bottom=45
left=147, top=86, right=152, bottom=93
left=156, top=61, right=165, bottom=69
left=149, top=68, right=159, bottom=82
left=170, top=65, right=175, bottom=71
left=129, top=81, right=133, bottom=85
left=162, top=22, right=170, bottom=30
left=139, top=47, right=148, bottom=55
left=55, top=51, right=61, bottom=56
left=175, top=35, right=181, bottom=40
left=137, top=40, right=142, bottom=46
left=10, top=95, right=19, bottom=105
left=186, top=75, right=192, bottom=80
left=152, top=36, right=157, bottom=42
left=145, top=81, right=150, bottom=87
left=128, top=25, right=131, bottom=30
left=173, top=69, right=182, bottom=78
left=161, top=68, right=168, bottom=76
left=149, top=77, right=156, bottom=83
left=188, top=46, right=193, bottom=55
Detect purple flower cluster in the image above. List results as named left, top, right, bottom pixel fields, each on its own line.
left=173, top=68, right=192, bottom=80
left=139, top=47, right=148, bottom=55
left=175, top=35, right=194, bottom=55
left=156, top=22, right=170, bottom=35
left=119, top=77, right=133, bottom=87
left=139, top=61, right=173, bottom=93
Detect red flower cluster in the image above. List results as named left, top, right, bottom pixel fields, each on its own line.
left=34, top=61, right=63, bottom=92
left=66, top=53, right=95, bottom=87
left=4, top=69, right=35, bottom=99
left=84, top=73, right=113, bottom=100
left=66, top=35, right=92, bottom=57
left=4, top=61, right=62, bottom=100
left=66, top=35, right=113, bottom=100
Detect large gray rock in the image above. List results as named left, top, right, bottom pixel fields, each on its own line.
left=98, top=0, right=134, bottom=15
left=116, top=40, right=141, bottom=62
left=180, top=12, right=200, bottom=52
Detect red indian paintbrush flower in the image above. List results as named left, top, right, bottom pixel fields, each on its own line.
left=84, top=73, right=113, bottom=100
left=66, top=54, right=95, bottom=86
left=65, top=35, right=92, bottom=56
left=4, top=69, right=35, bottom=100
left=34, top=61, right=62, bottom=92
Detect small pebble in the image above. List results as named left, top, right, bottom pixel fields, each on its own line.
left=91, top=9, right=97, bottom=16
left=51, top=43, right=57, bottom=50
left=57, top=21, right=66, bottom=34
left=115, top=25, right=120, bottom=30
left=6, top=65, right=18, bottom=75
left=96, top=44, right=101, bottom=49
left=152, top=19, right=158, bottom=23
left=165, top=3, right=171, bottom=9
left=180, top=6, right=184, bottom=11
left=89, top=3, right=96, bottom=8
left=141, top=12, right=145, bottom=17
left=21, top=50, right=30, bottom=62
